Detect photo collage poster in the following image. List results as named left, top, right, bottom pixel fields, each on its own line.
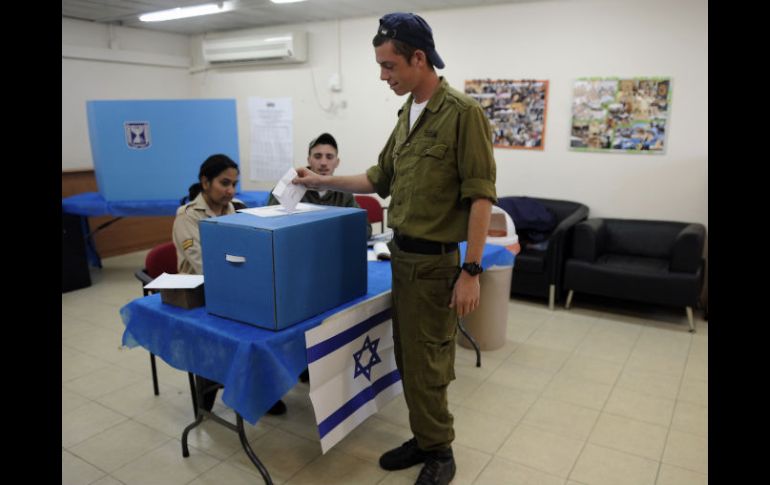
left=570, top=77, right=672, bottom=154
left=465, top=79, right=549, bottom=150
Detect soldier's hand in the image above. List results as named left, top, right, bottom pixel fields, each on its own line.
left=449, top=271, right=481, bottom=317
left=292, top=167, right=323, bottom=190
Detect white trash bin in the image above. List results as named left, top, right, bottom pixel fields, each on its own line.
left=459, top=207, right=518, bottom=351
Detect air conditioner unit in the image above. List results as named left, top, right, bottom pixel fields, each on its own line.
left=202, top=31, right=307, bottom=65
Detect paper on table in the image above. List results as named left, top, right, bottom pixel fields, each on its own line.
left=144, top=273, right=204, bottom=290
left=368, top=229, right=394, bottom=246
left=367, top=242, right=391, bottom=261
left=272, top=168, right=306, bottom=211
left=238, top=203, right=326, bottom=218
left=373, top=242, right=391, bottom=260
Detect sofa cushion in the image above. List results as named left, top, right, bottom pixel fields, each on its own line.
left=564, top=258, right=702, bottom=307
left=512, top=249, right=546, bottom=273
left=597, top=254, right=669, bottom=274
left=604, top=220, right=683, bottom=259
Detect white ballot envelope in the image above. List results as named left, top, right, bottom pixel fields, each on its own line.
left=272, top=168, right=307, bottom=211
left=238, top=203, right=326, bottom=217
left=144, top=273, right=204, bottom=290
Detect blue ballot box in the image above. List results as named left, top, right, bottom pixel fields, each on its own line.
left=200, top=207, right=368, bottom=330
left=86, top=99, right=239, bottom=201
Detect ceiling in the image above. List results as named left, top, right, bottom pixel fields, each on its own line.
left=61, top=0, right=540, bottom=35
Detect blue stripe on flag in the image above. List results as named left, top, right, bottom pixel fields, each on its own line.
left=318, top=369, right=401, bottom=438
left=307, top=308, right=392, bottom=363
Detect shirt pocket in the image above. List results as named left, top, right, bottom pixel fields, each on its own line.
left=422, top=143, right=448, bottom=159
left=418, top=143, right=458, bottom=202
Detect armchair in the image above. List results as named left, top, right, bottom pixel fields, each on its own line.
left=497, top=196, right=589, bottom=309
left=563, top=218, right=706, bottom=332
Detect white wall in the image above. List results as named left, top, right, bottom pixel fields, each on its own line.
left=62, top=0, right=707, bottom=226
left=62, top=18, right=193, bottom=170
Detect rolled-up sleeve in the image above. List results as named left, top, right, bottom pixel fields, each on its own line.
left=458, top=105, right=497, bottom=204
left=460, top=177, right=497, bottom=203
left=366, top=165, right=390, bottom=199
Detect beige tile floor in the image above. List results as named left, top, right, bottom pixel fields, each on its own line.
left=63, top=250, right=708, bottom=485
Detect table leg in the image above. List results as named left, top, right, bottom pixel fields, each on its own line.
left=188, top=373, right=199, bottom=418
left=181, top=413, right=204, bottom=458
left=179, top=380, right=273, bottom=484
left=237, top=414, right=273, bottom=485
left=79, top=216, right=103, bottom=268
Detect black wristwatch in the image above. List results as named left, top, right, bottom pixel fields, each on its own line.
left=461, top=261, right=484, bottom=276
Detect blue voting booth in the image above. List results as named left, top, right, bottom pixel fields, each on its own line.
left=86, top=99, right=240, bottom=201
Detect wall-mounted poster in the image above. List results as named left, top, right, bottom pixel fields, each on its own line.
left=465, top=79, right=548, bottom=150
left=570, top=77, right=671, bottom=154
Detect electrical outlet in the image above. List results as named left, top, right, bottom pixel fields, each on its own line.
left=329, top=73, right=342, bottom=92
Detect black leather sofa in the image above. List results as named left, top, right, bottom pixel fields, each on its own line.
left=497, top=196, right=589, bottom=309
left=563, top=218, right=706, bottom=332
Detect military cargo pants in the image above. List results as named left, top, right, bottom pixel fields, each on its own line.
left=388, top=241, right=460, bottom=452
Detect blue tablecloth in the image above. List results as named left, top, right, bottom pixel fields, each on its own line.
left=121, top=262, right=392, bottom=424
left=119, top=244, right=513, bottom=424
left=61, top=191, right=270, bottom=217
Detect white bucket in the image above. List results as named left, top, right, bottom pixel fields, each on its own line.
left=486, top=205, right=520, bottom=260
left=459, top=206, right=518, bottom=351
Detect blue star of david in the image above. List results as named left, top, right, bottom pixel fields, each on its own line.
left=353, top=335, right=382, bottom=382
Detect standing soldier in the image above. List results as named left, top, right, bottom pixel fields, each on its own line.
left=293, top=12, right=496, bottom=485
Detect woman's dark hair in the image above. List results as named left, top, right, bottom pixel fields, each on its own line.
left=180, top=154, right=239, bottom=205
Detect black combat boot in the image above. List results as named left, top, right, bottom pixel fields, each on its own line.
left=414, top=447, right=455, bottom=485
left=379, top=437, right=428, bottom=470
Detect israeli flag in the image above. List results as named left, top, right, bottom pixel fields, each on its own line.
left=305, top=291, right=403, bottom=454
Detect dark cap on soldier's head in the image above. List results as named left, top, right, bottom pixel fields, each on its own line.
left=308, top=133, right=338, bottom=154
left=377, top=12, right=445, bottom=69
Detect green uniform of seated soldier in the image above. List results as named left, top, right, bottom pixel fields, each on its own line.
left=268, top=133, right=373, bottom=240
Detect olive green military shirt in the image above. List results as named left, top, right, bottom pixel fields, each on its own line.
left=366, top=77, right=497, bottom=243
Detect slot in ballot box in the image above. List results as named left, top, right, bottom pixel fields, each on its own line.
left=200, top=206, right=368, bottom=330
